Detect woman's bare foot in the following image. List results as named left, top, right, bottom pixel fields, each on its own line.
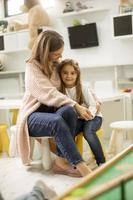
left=55, top=156, right=71, bottom=170
left=54, top=156, right=82, bottom=177
left=55, top=157, right=92, bottom=177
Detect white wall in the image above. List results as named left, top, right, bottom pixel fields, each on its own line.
left=0, top=0, right=133, bottom=94
left=1, top=0, right=133, bottom=68
left=54, top=0, right=133, bottom=66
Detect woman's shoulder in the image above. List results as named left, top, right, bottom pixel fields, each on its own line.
left=26, top=60, right=43, bottom=73
left=26, top=59, right=40, bottom=67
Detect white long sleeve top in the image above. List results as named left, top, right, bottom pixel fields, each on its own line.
left=65, top=83, right=102, bottom=118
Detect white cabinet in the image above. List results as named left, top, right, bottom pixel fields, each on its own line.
left=102, top=99, right=125, bottom=140
left=81, top=65, right=133, bottom=141
left=0, top=30, right=29, bottom=53
left=17, top=30, right=29, bottom=51
left=0, top=30, right=30, bottom=98
left=81, top=64, right=133, bottom=91
left=4, top=32, right=18, bottom=52
left=0, top=70, right=25, bottom=98
left=115, top=65, right=133, bottom=89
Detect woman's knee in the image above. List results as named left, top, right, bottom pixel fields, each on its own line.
left=58, top=105, right=77, bottom=118
left=52, top=115, right=65, bottom=129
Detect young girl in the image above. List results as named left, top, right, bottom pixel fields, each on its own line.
left=58, top=59, right=106, bottom=166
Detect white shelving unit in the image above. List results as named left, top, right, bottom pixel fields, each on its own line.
left=60, top=7, right=109, bottom=18
left=118, top=79, right=133, bottom=85
left=0, top=70, right=25, bottom=75
left=0, top=70, right=25, bottom=98
left=80, top=64, right=133, bottom=92
left=0, top=30, right=29, bottom=98
left=0, top=48, right=29, bottom=54
left=114, top=65, right=133, bottom=89
left=0, top=29, right=29, bottom=53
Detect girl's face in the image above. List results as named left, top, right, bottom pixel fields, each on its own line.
left=49, top=46, right=64, bottom=63
left=60, top=64, right=78, bottom=88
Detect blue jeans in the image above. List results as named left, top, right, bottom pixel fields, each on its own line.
left=75, top=116, right=106, bottom=165
left=27, top=105, right=83, bottom=166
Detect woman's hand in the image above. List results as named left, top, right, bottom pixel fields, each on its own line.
left=74, top=103, right=93, bottom=121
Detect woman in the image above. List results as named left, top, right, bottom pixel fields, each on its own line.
left=17, top=30, right=92, bottom=177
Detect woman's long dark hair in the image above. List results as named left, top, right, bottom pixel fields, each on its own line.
left=58, top=59, right=85, bottom=104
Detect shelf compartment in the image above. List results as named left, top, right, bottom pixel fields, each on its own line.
left=0, top=70, right=25, bottom=75
left=60, top=7, right=108, bottom=18
left=118, top=79, right=133, bottom=84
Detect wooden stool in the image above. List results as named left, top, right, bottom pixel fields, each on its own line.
left=108, top=121, right=133, bottom=157
left=0, top=124, right=9, bottom=155
left=30, top=136, right=53, bottom=170
left=8, top=109, right=19, bottom=157
left=9, top=109, right=19, bottom=125
left=75, top=128, right=106, bottom=158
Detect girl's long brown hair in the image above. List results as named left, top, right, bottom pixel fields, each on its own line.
left=30, top=30, right=64, bottom=77
left=58, top=59, right=85, bottom=104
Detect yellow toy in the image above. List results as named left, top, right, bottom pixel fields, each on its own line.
left=12, top=0, right=49, bottom=49
left=0, top=124, right=9, bottom=155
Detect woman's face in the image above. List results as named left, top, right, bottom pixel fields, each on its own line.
left=60, top=64, right=78, bottom=88
left=49, top=46, right=64, bottom=63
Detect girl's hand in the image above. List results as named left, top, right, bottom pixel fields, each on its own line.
left=74, top=103, right=93, bottom=121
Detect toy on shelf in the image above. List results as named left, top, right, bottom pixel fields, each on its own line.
left=75, top=1, right=88, bottom=11
left=0, top=20, right=8, bottom=33
left=119, top=0, right=133, bottom=13
left=10, top=0, right=49, bottom=49
left=63, top=1, right=74, bottom=13
left=122, top=88, right=132, bottom=93
left=72, top=19, right=81, bottom=26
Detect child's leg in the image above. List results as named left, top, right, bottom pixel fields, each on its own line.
left=83, top=116, right=106, bottom=165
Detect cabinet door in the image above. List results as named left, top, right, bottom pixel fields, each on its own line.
left=4, top=33, right=18, bottom=52
left=18, top=31, right=29, bottom=50
left=102, top=99, right=125, bottom=141
left=0, top=35, right=4, bottom=50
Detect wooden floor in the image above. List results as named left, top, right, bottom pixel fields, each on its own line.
left=0, top=139, right=111, bottom=200
left=0, top=155, right=81, bottom=200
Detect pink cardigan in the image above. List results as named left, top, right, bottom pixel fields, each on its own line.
left=17, top=60, right=76, bottom=165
